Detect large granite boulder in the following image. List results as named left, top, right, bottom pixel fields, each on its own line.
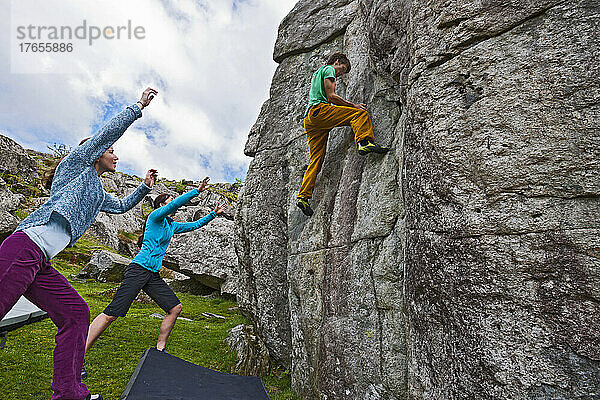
left=0, top=210, right=19, bottom=243
left=78, top=250, right=131, bottom=283
left=235, top=0, right=600, bottom=399
left=163, top=269, right=215, bottom=296
left=0, top=134, right=39, bottom=184
left=0, top=179, right=24, bottom=211
left=166, top=207, right=239, bottom=296
left=226, top=324, right=272, bottom=377
left=0, top=178, right=24, bottom=242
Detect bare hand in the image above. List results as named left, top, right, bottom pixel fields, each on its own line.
left=213, top=203, right=227, bottom=215
left=198, top=177, right=210, bottom=192
left=354, top=103, right=367, bottom=111
left=140, top=87, right=158, bottom=107
left=144, top=169, right=158, bottom=188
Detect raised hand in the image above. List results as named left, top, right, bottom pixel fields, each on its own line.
left=144, top=169, right=158, bottom=188
left=198, top=177, right=210, bottom=192
left=213, top=203, right=228, bottom=215
left=139, top=87, right=158, bottom=108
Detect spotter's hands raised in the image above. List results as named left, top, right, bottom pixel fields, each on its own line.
left=144, top=169, right=158, bottom=188
left=139, top=87, right=158, bottom=108
left=213, top=203, right=228, bottom=215
left=199, top=177, right=210, bottom=192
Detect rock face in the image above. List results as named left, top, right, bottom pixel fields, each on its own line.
left=0, top=178, right=24, bottom=241
left=226, top=324, right=272, bottom=377
left=0, top=209, right=18, bottom=242
left=0, top=135, right=39, bottom=184
left=163, top=269, right=215, bottom=296
left=0, top=135, right=35, bottom=242
left=78, top=250, right=131, bottom=283
left=235, top=1, right=600, bottom=399
left=166, top=205, right=239, bottom=296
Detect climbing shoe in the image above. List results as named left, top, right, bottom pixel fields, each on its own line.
left=357, top=140, right=390, bottom=155
left=296, top=198, right=314, bottom=216
left=81, top=363, right=87, bottom=380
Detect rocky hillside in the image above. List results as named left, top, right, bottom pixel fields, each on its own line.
left=235, top=0, right=600, bottom=399
left=0, top=134, right=240, bottom=296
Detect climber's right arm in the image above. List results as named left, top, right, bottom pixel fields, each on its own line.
left=324, top=78, right=367, bottom=110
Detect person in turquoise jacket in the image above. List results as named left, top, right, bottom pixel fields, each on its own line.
left=84, top=177, right=226, bottom=365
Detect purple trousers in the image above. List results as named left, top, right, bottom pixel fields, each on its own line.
left=0, top=232, right=90, bottom=400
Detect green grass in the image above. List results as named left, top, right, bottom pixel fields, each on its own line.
left=117, top=230, right=140, bottom=243
left=14, top=209, right=30, bottom=220
left=262, top=369, right=299, bottom=400
left=58, top=234, right=120, bottom=265
left=0, top=172, right=42, bottom=198
left=0, top=247, right=300, bottom=400
left=206, top=186, right=238, bottom=205
left=164, top=180, right=188, bottom=194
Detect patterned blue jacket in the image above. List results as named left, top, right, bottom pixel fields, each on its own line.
left=17, top=104, right=151, bottom=246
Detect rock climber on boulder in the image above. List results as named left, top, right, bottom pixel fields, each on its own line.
left=296, top=52, right=389, bottom=216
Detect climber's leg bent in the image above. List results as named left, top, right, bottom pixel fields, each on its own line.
left=306, top=103, right=388, bottom=155
left=307, top=103, right=374, bottom=143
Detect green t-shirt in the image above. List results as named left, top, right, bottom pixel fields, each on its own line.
left=305, top=65, right=336, bottom=116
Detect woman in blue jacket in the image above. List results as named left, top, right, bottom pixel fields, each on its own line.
left=84, top=178, right=226, bottom=359
left=0, top=87, right=158, bottom=400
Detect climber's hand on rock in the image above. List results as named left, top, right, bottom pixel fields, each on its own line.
left=354, top=103, right=367, bottom=111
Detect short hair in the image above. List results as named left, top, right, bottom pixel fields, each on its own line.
left=326, top=52, right=351, bottom=73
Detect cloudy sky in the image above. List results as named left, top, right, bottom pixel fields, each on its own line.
left=0, top=0, right=297, bottom=182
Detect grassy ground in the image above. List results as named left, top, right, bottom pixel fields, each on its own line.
left=0, top=239, right=299, bottom=400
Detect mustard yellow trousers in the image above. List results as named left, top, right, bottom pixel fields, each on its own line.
left=297, top=103, right=375, bottom=199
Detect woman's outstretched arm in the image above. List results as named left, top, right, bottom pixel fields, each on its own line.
left=149, top=177, right=211, bottom=222
left=64, top=88, right=157, bottom=167
left=100, top=169, right=157, bottom=214
left=172, top=203, right=227, bottom=234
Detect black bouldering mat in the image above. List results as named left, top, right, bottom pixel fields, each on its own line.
left=120, top=347, right=271, bottom=400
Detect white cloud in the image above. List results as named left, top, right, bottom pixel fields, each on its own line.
left=0, top=0, right=297, bottom=182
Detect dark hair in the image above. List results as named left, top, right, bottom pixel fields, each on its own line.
left=326, top=52, right=351, bottom=73
left=136, top=194, right=173, bottom=247
left=42, top=137, right=91, bottom=190
left=153, top=194, right=171, bottom=210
